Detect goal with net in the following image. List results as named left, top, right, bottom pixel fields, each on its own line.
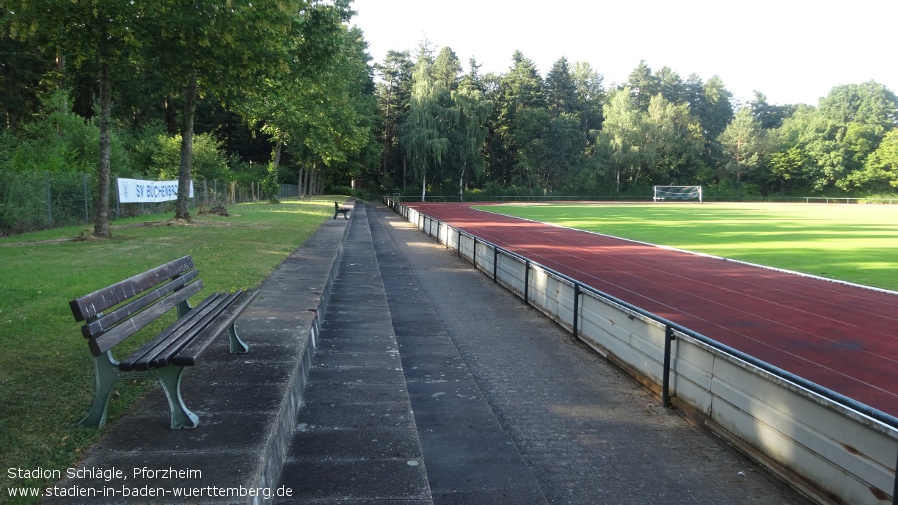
left=653, top=186, right=702, bottom=203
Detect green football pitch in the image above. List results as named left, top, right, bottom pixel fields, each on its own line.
left=473, top=202, right=898, bottom=293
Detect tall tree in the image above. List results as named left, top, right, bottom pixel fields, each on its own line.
left=571, top=61, right=604, bottom=134
left=643, top=94, right=704, bottom=183
left=432, top=46, right=462, bottom=91
left=545, top=113, right=585, bottom=189
left=718, top=107, right=768, bottom=182
left=0, top=13, right=53, bottom=131
left=772, top=105, right=843, bottom=191
left=767, top=146, right=811, bottom=193
left=656, top=66, right=685, bottom=104
left=7, top=0, right=138, bottom=237
left=239, top=23, right=375, bottom=197
left=843, top=128, right=898, bottom=191
left=748, top=91, right=795, bottom=130
left=499, top=51, right=545, bottom=120
left=817, top=81, right=898, bottom=133
left=699, top=75, right=734, bottom=140
left=626, top=60, right=659, bottom=111
left=375, top=50, right=414, bottom=181
left=602, top=87, right=645, bottom=190
left=545, top=57, right=577, bottom=118
left=495, top=51, right=544, bottom=185
left=449, top=61, right=492, bottom=198
left=818, top=82, right=898, bottom=188
left=683, top=73, right=707, bottom=122
left=402, top=45, right=452, bottom=200
left=139, top=0, right=351, bottom=219
left=511, top=107, right=551, bottom=190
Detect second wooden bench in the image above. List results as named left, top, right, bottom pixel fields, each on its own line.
left=334, top=201, right=351, bottom=219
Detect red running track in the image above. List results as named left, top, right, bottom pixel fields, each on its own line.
left=405, top=202, right=898, bottom=420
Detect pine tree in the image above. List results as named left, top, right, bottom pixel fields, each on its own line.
left=545, top=57, right=577, bottom=118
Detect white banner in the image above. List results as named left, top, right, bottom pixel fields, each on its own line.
left=117, top=178, right=194, bottom=203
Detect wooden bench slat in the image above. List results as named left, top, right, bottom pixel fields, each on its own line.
left=118, top=292, right=228, bottom=372
left=70, top=256, right=195, bottom=321
left=80, top=269, right=200, bottom=339
left=146, top=292, right=238, bottom=369
left=173, top=290, right=259, bottom=366
left=87, top=281, right=204, bottom=356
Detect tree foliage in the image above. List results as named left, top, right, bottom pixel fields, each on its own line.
left=401, top=45, right=453, bottom=200
left=3, top=0, right=369, bottom=233
left=5, top=8, right=898, bottom=211
left=372, top=44, right=896, bottom=199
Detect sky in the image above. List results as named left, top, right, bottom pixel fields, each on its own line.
left=349, top=0, right=898, bottom=107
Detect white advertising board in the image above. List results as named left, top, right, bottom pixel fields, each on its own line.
left=117, top=178, right=194, bottom=203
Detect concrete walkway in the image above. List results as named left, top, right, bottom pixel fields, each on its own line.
left=277, top=203, right=812, bottom=505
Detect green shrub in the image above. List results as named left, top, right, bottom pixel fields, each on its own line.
left=151, top=133, right=232, bottom=182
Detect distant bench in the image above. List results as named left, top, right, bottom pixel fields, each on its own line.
left=69, top=256, right=258, bottom=429
left=334, top=201, right=351, bottom=220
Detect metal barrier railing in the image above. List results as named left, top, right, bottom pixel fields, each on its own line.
left=395, top=197, right=898, bottom=431
left=386, top=196, right=898, bottom=505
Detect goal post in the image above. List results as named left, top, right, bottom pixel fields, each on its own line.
left=653, top=185, right=703, bottom=203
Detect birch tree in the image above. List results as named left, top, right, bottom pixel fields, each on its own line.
left=450, top=61, right=492, bottom=199
left=402, top=47, right=451, bottom=201
left=602, top=87, right=644, bottom=190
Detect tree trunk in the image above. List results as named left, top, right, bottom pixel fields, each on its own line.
left=459, top=166, right=465, bottom=202
left=176, top=73, right=198, bottom=220
left=272, top=141, right=283, bottom=168
left=93, top=60, right=112, bottom=238
left=421, top=173, right=426, bottom=202
left=298, top=166, right=305, bottom=198
left=305, top=166, right=311, bottom=197
left=383, top=87, right=392, bottom=176
left=164, top=96, right=178, bottom=134
left=305, top=167, right=311, bottom=197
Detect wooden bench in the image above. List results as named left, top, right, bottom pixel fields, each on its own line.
left=333, top=201, right=350, bottom=220
left=69, top=256, right=258, bottom=429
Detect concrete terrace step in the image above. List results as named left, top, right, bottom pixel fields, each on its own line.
left=275, top=203, right=432, bottom=504
left=274, top=202, right=546, bottom=504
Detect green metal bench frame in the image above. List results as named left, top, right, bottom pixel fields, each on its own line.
left=333, top=201, right=350, bottom=220
left=69, top=256, right=257, bottom=429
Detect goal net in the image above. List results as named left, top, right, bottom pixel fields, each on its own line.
left=653, top=186, right=702, bottom=203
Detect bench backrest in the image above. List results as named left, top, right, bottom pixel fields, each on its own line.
left=69, top=256, right=203, bottom=357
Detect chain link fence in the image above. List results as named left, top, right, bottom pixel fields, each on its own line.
left=0, top=170, right=299, bottom=237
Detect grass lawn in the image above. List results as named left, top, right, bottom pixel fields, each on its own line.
left=474, top=202, right=898, bottom=292
left=0, top=198, right=341, bottom=504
